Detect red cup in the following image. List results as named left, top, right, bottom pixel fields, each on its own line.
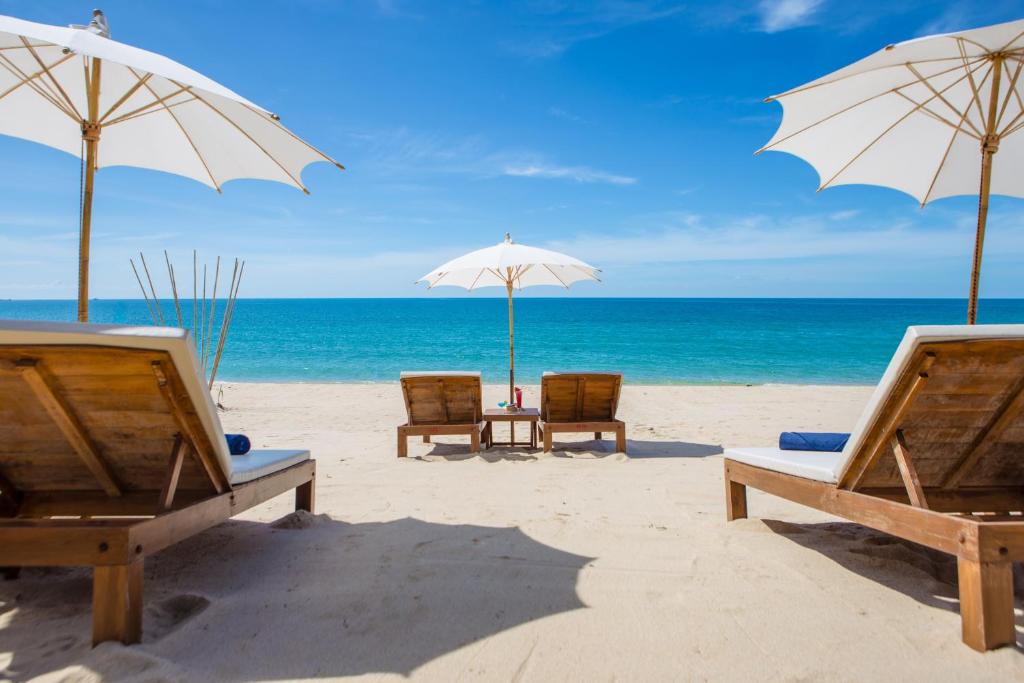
left=515, top=387, right=523, bottom=408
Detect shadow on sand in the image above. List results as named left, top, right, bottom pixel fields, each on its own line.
left=0, top=515, right=594, bottom=681
left=761, top=519, right=1024, bottom=646
left=415, top=439, right=721, bottom=462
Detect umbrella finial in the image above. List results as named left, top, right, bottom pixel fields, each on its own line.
left=89, top=9, right=110, bottom=37
left=504, top=232, right=512, bottom=244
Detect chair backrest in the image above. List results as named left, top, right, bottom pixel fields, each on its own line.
left=835, top=325, right=1024, bottom=491
left=400, top=372, right=482, bottom=426
left=0, top=320, right=232, bottom=503
left=540, top=372, right=622, bottom=422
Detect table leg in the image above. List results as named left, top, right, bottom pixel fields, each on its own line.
left=531, top=422, right=537, bottom=448
left=510, top=421, right=515, bottom=446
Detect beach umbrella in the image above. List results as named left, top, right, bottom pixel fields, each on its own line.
left=417, top=233, right=600, bottom=404
left=759, top=18, right=1024, bottom=323
left=0, top=10, right=343, bottom=321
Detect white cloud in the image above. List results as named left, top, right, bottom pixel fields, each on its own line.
left=503, top=163, right=637, bottom=185
left=757, top=0, right=824, bottom=33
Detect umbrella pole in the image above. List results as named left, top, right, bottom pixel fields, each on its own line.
left=77, top=57, right=103, bottom=323
left=967, top=56, right=1003, bottom=326
left=506, top=276, right=515, bottom=405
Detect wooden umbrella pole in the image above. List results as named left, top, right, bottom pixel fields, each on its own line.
left=77, top=57, right=102, bottom=322
left=506, top=269, right=515, bottom=405
left=967, top=56, right=1003, bottom=325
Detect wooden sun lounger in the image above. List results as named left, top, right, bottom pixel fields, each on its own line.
left=0, top=320, right=315, bottom=646
left=538, top=372, right=626, bottom=453
left=723, top=325, right=1024, bottom=651
left=397, top=372, right=486, bottom=457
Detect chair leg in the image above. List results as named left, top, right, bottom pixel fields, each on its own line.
left=543, top=428, right=553, bottom=452
left=615, top=426, right=626, bottom=453
left=423, top=435, right=431, bottom=443
left=296, top=476, right=315, bottom=513
left=2, top=567, right=20, bottom=581
left=725, top=464, right=747, bottom=521
left=93, top=560, right=144, bottom=646
left=470, top=429, right=481, bottom=453
left=397, top=429, right=408, bottom=458
left=594, top=432, right=602, bottom=440
left=957, top=557, right=1016, bottom=651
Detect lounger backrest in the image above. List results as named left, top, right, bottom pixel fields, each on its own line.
left=0, top=320, right=233, bottom=501
left=836, top=325, right=1024, bottom=491
left=400, top=372, right=482, bottom=425
left=541, top=372, right=622, bottom=422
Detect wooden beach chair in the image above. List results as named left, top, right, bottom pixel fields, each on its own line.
left=723, top=325, right=1024, bottom=651
left=0, top=320, right=315, bottom=646
left=538, top=372, right=626, bottom=453
left=398, top=372, right=486, bottom=457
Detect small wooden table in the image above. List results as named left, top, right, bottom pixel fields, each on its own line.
left=484, top=408, right=540, bottom=448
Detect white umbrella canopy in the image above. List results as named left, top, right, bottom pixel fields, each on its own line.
left=418, top=234, right=601, bottom=403
left=759, top=17, right=1024, bottom=323
left=0, top=10, right=343, bottom=320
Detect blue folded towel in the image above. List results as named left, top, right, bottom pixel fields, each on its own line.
left=779, top=432, right=850, bottom=452
left=225, top=434, right=251, bottom=455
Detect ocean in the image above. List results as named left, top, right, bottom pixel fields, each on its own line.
left=1, top=298, right=1023, bottom=385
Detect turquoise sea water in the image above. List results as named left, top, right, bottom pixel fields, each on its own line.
left=1, top=298, right=1023, bottom=385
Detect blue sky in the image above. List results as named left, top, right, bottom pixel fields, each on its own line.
left=1, top=0, right=1023, bottom=299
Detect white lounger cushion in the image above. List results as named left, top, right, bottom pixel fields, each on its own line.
left=724, top=447, right=843, bottom=483
left=230, top=449, right=310, bottom=485
left=727, top=325, right=1024, bottom=483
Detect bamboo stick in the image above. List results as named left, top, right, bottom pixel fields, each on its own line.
left=209, top=259, right=244, bottom=389
left=129, top=258, right=159, bottom=324
left=192, top=250, right=198, bottom=342
left=203, top=256, right=220, bottom=372
left=164, top=250, right=183, bottom=327
left=138, top=252, right=165, bottom=325
left=200, top=264, right=207, bottom=367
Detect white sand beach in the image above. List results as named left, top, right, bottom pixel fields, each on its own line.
left=2, top=382, right=1022, bottom=681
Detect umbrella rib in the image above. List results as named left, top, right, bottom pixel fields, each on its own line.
left=542, top=264, right=571, bottom=289
left=19, top=37, right=81, bottom=120
left=997, top=28, right=1024, bottom=53
left=958, top=39, right=989, bottom=127
left=995, top=58, right=1024, bottom=133
left=571, top=264, right=601, bottom=282
left=515, top=264, right=534, bottom=289
left=920, top=97, right=976, bottom=206
left=98, top=72, right=153, bottom=123
left=238, top=101, right=346, bottom=170
left=102, top=85, right=192, bottom=126
left=0, top=51, right=78, bottom=121
left=892, top=90, right=980, bottom=139
left=759, top=58, right=984, bottom=153
left=769, top=55, right=984, bottom=102
left=904, top=63, right=983, bottom=137
left=127, top=68, right=221, bottom=191
left=820, top=60, right=991, bottom=191
left=467, top=269, right=485, bottom=290
left=178, top=82, right=310, bottom=193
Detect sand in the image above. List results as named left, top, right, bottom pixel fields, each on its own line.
left=2, top=382, right=1023, bottom=682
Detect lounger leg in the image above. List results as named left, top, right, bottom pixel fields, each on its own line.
left=1, top=567, right=20, bottom=581
left=93, top=560, right=144, bottom=646
left=957, top=557, right=1016, bottom=651
left=615, top=426, right=627, bottom=453
left=423, top=435, right=431, bottom=443
left=296, top=475, right=315, bottom=513
left=470, top=429, right=480, bottom=453
left=724, top=463, right=748, bottom=521
left=397, top=429, right=408, bottom=458
left=543, top=428, right=553, bottom=453
left=594, top=432, right=602, bottom=440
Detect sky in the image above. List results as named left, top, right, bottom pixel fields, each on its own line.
left=1, top=0, right=1023, bottom=299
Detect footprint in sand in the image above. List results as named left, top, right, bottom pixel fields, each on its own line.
left=144, top=594, right=211, bottom=642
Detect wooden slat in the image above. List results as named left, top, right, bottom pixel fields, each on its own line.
left=725, top=459, right=973, bottom=558
left=891, top=430, right=928, bottom=508
left=16, top=490, right=211, bottom=517
left=157, top=435, right=187, bottom=512
left=840, top=351, right=937, bottom=490
left=151, top=361, right=227, bottom=493
left=16, top=359, right=122, bottom=497
left=942, top=374, right=1024, bottom=489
